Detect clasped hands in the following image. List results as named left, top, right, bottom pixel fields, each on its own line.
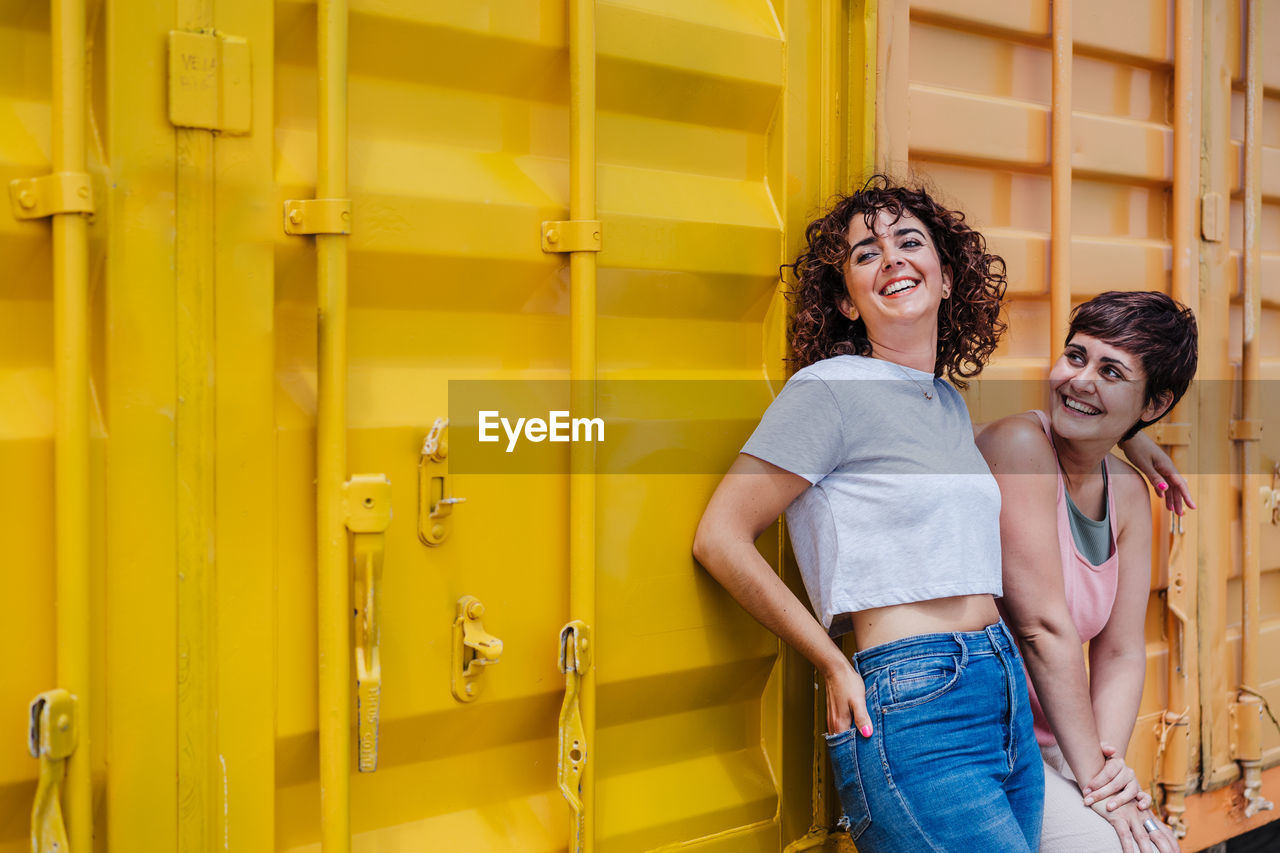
left=1081, top=744, right=1181, bottom=853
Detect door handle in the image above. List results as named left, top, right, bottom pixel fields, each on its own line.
left=345, top=474, right=392, bottom=772
left=28, top=689, right=77, bottom=853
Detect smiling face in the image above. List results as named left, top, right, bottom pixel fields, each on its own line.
left=838, top=209, right=952, bottom=336
left=1048, top=333, right=1173, bottom=443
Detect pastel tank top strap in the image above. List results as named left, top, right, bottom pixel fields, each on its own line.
left=1030, top=409, right=1064, bottom=504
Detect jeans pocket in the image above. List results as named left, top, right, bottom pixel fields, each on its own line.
left=824, top=729, right=872, bottom=840
left=883, top=654, right=961, bottom=710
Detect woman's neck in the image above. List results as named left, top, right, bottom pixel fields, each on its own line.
left=1049, top=429, right=1112, bottom=484
left=866, top=330, right=939, bottom=374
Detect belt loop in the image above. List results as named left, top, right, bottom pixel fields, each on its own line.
left=956, top=633, right=969, bottom=668
left=985, top=623, right=1001, bottom=654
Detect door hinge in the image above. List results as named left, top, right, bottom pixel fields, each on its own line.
left=168, top=30, right=251, bottom=134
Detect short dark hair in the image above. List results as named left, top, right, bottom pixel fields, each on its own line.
left=1065, top=291, right=1198, bottom=440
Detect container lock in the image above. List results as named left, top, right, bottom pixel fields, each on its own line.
left=452, top=596, right=502, bottom=702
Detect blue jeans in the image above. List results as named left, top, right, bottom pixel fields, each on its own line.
left=825, top=621, right=1044, bottom=852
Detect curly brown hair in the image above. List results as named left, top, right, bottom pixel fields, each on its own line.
left=785, top=175, right=1008, bottom=386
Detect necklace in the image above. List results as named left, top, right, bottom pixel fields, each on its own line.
left=892, top=361, right=934, bottom=400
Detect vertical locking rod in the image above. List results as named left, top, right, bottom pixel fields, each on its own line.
left=49, top=0, right=92, bottom=848
left=1236, top=0, right=1269, bottom=818
left=563, top=1, right=598, bottom=850
left=1158, top=0, right=1199, bottom=834
left=1049, top=0, right=1072, bottom=347
left=315, top=0, right=352, bottom=848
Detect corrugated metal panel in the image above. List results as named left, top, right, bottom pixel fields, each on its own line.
left=2, top=1, right=1277, bottom=850
left=886, top=0, right=1280, bottom=848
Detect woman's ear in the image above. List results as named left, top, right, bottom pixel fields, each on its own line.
left=1142, top=390, right=1175, bottom=424
left=942, top=267, right=953, bottom=299
left=837, top=297, right=859, bottom=322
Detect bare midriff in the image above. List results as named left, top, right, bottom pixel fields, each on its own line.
left=843, top=594, right=1003, bottom=653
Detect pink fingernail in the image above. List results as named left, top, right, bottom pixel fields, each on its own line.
left=860, top=724, right=873, bottom=737
left=1157, top=482, right=1168, bottom=491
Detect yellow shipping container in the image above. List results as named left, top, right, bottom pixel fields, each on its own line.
left=1, top=1, right=1278, bottom=851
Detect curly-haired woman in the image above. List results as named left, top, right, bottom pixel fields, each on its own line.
left=694, top=175, right=1044, bottom=851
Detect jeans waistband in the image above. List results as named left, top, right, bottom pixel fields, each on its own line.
left=852, top=620, right=1017, bottom=676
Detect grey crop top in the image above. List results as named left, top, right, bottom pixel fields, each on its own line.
left=741, top=355, right=1004, bottom=633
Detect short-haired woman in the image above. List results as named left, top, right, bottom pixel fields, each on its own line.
left=977, top=291, right=1196, bottom=853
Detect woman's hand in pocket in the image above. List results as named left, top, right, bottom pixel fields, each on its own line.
left=823, top=660, right=873, bottom=738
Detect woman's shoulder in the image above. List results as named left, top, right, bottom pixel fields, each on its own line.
left=975, top=411, right=1056, bottom=471
left=1107, top=456, right=1151, bottom=520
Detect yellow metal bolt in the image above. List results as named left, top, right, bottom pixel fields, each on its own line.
left=18, top=190, right=35, bottom=209
left=466, top=599, right=484, bottom=620
left=546, top=228, right=560, bottom=243
left=57, top=714, right=70, bottom=732
left=288, top=208, right=303, bottom=225
left=341, top=210, right=350, bottom=221
left=77, top=185, right=89, bottom=199
left=431, top=523, right=445, bottom=541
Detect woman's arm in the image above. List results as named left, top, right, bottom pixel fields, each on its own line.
left=1085, top=463, right=1153, bottom=782
left=976, top=417, right=1108, bottom=786
left=693, top=453, right=873, bottom=737
left=1117, top=431, right=1196, bottom=515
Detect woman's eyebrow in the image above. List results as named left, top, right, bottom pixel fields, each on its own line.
left=1099, top=355, right=1132, bottom=373
left=850, top=227, right=925, bottom=251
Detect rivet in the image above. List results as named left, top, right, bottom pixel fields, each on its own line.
left=78, top=185, right=90, bottom=199
left=465, top=683, right=473, bottom=694
left=289, top=208, right=303, bottom=224
left=341, top=210, right=350, bottom=220
left=18, top=190, right=36, bottom=209
left=546, top=229, right=560, bottom=243
left=431, top=523, right=446, bottom=540
left=56, top=714, right=70, bottom=732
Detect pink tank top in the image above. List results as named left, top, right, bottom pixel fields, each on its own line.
left=1025, top=410, right=1121, bottom=746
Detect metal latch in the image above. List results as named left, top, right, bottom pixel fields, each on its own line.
left=558, top=621, right=591, bottom=850
left=167, top=30, right=251, bottom=134
left=452, top=596, right=502, bottom=702
left=9, top=172, right=94, bottom=221
left=344, top=474, right=392, bottom=772
left=541, top=220, right=602, bottom=253
left=1263, top=463, right=1280, bottom=526
left=29, top=689, right=77, bottom=853
left=419, top=418, right=465, bottom=546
